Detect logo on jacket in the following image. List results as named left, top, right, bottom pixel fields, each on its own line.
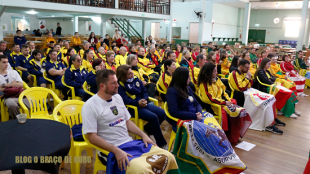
left=146, top=154, right=168, bottom=174
left=136, top=81, right=140, bottom=87
left=110, top=106, right=118, bottom=115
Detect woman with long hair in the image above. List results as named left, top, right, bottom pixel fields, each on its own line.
left=86, top=58, right=105, bottom=93
left=82, top=49, right=95, bottom=72
left=126, top=54, right=155, bottom=97
left=157, top=59, right=177, bottom=102
left=280, top=55, right=307, bottom=96
left=64, top=54, right=91, bottom=101
left=242, top=51, right=256, bottom=75
left=177, top=45, right=188, bottom=63
left=229, top=56, right=241, bottom=73
left=88, top=32, right=98, bottom=50
left=255, top=58, right=299, bottom=118
left=117, top=65, right=168, bottom=149
left=197, top=62, right=252, bottom=144
left=62, top=48, right=75, bottom=68
left=128, top=44, right=137, bottom=56
left=213, top=48, right=220, bottom=64
left=166, top=67, right=203, bottom=131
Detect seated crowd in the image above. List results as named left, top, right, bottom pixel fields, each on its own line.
left=0, top=30, right=309, bottom=172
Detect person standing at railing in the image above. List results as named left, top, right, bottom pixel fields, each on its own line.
left=14, top=30, right=27, bottom=48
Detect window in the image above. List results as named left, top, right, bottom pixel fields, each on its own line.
left=284, top=17, right=301, bottom=37
left=11, top=16, right=30, bottom=31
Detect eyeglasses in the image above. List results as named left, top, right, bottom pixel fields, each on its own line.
left=76, top=59, right=82, bottom=62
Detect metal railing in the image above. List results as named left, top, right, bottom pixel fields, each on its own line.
left=34, top=0, right=170, bottom=14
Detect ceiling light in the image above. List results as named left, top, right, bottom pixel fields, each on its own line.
left=27, top=10, right=37, bottom=14
left=274, top=18, right=280, bottom=24
left=255, top=24, right=260, bottom=27
left=51, top=15, right=54, bottom=17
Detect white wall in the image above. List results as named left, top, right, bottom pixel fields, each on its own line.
left=1, top=12, right=37, bottom=35
left=249, top=9, right=308, bottom=44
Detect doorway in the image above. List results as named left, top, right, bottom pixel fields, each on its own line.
left=189, top=22, right=199, bottom=43
left=248, top=29, right=266, bottom=43
left=151, top=22, right=160, bottom=39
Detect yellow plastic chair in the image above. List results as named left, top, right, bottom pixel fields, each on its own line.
left=1, top=81, right=29, bottom=122
left=43, top=71, right=61, bottom=96
left=53, top=100, right=93, bottom=174
left=29, top=74, right=37, bottom=87
left=18, top=87, right=62, bottom=119
left=156, top=82, right=166, bottom=108
left=82, top=131, right=110, bottom=174
left=83, top=81, right=94, bottom=96
left=163, top=102, right=179, bottom=152
left=61, top=76, right=82, bottom=100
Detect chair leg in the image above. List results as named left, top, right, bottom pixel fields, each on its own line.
left=69, top=147, right=81, bottom=174
left=168, top=131, right=176, bottom=152
left=86, top=148, right=93, bottom=159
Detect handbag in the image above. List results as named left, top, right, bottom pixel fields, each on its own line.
left=3, top=87, right=24, bottom=98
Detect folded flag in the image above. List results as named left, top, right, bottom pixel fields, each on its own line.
left=106, top=139, right=180, bottom=174
left=173, top=117, right=246, bottom=174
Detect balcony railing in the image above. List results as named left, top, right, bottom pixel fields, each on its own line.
left=34, top=0, right=170, bottom=14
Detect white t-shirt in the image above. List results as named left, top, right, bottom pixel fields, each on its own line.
left=82, top=94, right=133, bottom=147
left=0, top=70, right=22, bottom=85
left=7, top=63, right=13, bottom=71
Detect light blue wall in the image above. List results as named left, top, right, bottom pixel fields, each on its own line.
left=145, top=2, right=242, bottom=41
left=249, top=9, right=308, bottom=44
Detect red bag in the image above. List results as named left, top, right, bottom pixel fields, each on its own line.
left=3, top=87, right=24, bottom=98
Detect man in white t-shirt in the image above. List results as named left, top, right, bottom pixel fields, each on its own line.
left=0, top=55, right=29, bottom=119
left=82, top=69, right=178, bottom=172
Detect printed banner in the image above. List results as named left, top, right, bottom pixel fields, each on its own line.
left=39, top=20, right=46, bottom=30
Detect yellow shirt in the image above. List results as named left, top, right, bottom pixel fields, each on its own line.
left=189, top=65, right=201, bottom=92
left=269, top=63, right=286, bottom=79
left=71, top=36, right=81, bottom=47
left=228, top=70, right=252, bottom=92
left=157, top=71, right=172, bottom=93
left=105, top=62, right=118, bottom=71
left=61, top=48, right=77, bottom=61
left=79, top=49, right=98, bottom=59
left=82, top=59, right=93, bottom=72
left=97, top=53, right=106, bottom=61
left=198, top=78, right=230, bottom=115
left=43, top=37, right=56, bottom=49
left=137, top=56, right=156, bottom=75
left=221, top=58, right=231, bottom=75
left=160, top=61, right=180, bottom=73
left=245, top=57, right=256, bottom=76
left=115, top=54, right=128, bottom=66
left=96, top=42, right=109, bottom=50
left=133, top=67, right=148, bottom=82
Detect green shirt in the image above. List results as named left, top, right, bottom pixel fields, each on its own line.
left=250, top=53, right=258, bottom=62
left=294, top=58, right=309, bottom=70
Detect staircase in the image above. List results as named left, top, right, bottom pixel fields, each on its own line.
left=109, top=18, right=142, bottom=44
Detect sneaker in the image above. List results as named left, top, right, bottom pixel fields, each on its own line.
left=294, top=110, right=301, bottom=116
left=290, top=113, right=298, bottom=118
left=265, top=125, right=283, bottom=135
left=277, top=110, right=283, bottom=116
left=275, top=118, right=286, bottom=126
left=160, top=144, right=169, bottom=151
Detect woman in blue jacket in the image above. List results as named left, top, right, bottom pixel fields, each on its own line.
left=166, top=66, right=203, bottom=132
left=86, top=58, right=105, bottom=93
left=64, top=54, right=91, bottom=101
left=117, top=65, right=168, bottom=150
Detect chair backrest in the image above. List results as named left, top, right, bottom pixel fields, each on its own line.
left=163, top=102, right=179, bottom=122
left=43, top=71, right=55, bottom=89
left=53, top=100, right=84, bottom=128
left=19, top=87, right=62, bottom=118
left=156, top=82, right=166, bottom=95
left=83, top=81, right=95, bottom=96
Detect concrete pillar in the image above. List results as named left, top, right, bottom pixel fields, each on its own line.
left=100, top=14, right=107, bottom=37
left=242, top=3, right=251, bottom=45
left=198, top=0, right=205, bottom=45
left=167, top=0, right=173, bottom=43
left=115, top=0, right=119, bottom=9
left=0, top=6, right=7, bottom=41
left=73, top=15, right=79, bottom=34
left=236, top=8, right=242, bottom=41
left=198, top=1, right=212, bottom=44
left=297, top=0, right=309, bottom=50
left=305, top=16, right=310, bottom=48
left=142, top=20, right=146, bottom=46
